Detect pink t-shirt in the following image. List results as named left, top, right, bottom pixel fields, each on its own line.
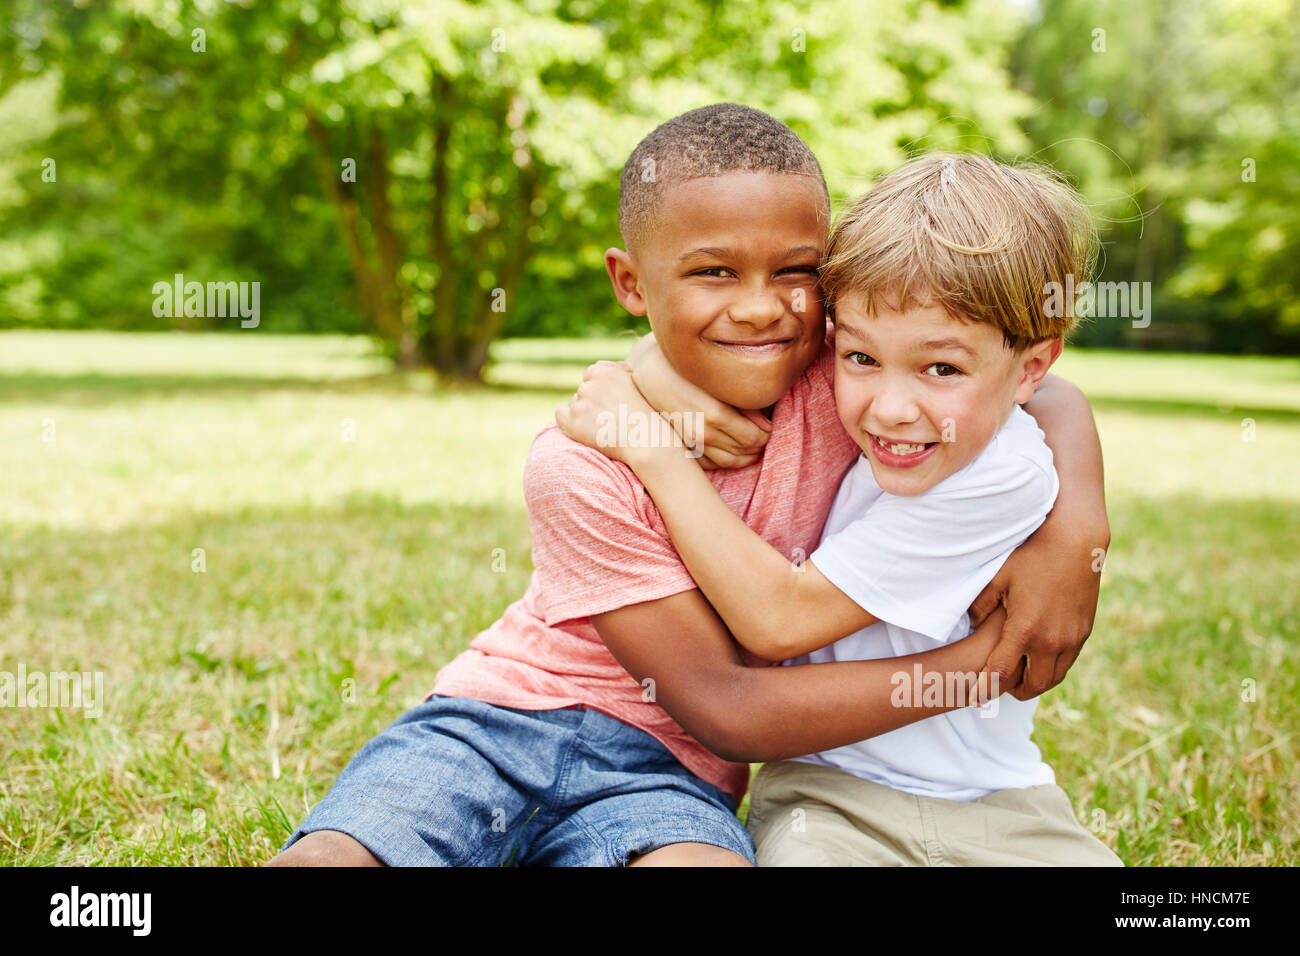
left=431, top=327, right=859, bottom=803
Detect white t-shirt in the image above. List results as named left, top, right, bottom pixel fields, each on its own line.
left=791, top=404, right=1060, bottom=801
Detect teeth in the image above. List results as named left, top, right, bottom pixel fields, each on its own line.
left=874, top=435, right=928, bottom=455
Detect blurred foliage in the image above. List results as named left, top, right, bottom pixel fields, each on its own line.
left=0, top=0, right=1296, bottom=371
left=1013, top=0, right=1300, bottom=352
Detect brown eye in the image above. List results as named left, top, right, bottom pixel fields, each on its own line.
left=924, top=363, right=962, bottom=377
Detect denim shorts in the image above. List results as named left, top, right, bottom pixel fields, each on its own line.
left=280, top=695, right=755, bottom=866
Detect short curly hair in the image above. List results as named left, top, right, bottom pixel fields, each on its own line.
left=618, top=103, right=828, bottom=252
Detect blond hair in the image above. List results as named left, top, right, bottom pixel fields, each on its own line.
left=821, top=153, right=1097, bottom=348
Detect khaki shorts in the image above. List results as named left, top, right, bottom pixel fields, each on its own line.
left=747, top=760, right=1123, bottom=867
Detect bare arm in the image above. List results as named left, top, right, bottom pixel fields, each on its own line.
left=970, top=372, right=1109, bottom=701
left=592, top=590, right=1008, bottom=763
left=558, top=360, right=870, bottom=658
left=629, top=442, right=873, bottom=660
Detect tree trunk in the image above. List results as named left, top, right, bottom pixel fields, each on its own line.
left=427, top=89, right=540, bottom=382
left=427, top=69, right=458, bottom=371
left=306, top=107, right=420, bottom=366
left=364, top=128, right=419, bottom=367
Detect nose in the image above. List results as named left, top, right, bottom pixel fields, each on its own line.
left=727, top=284, right=785, bottom=330
left=866, top=374, right=922, bottom=431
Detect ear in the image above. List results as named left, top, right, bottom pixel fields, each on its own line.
left=1013, top=337, right=1063, bottom=404
left=605, top=248, right=648, bottom=317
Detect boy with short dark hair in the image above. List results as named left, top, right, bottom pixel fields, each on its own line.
left=271, top=106, right=1110, bottom=867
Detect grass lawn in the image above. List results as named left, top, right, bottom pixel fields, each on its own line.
left=0, top=330, right=1296, bottom=866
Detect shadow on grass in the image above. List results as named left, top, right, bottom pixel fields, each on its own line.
left=3, top=490, right=536, bottom=654
left=1107, top=492, right=1299, bottom=549
left=1088, top=395, right=1300, bottom=422
left=0, top=367, right=583, bottom=405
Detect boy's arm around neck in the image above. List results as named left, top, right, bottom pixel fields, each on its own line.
left=626, top=333, right=772, bottom=469
left=558, top=357, right=871, bottom=659
left=629, top=447, right=877, bottom=660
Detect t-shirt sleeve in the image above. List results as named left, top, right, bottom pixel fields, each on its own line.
left=810, top=431, right=1059, bottom=642
left=522, top=426, right=699, bottom=626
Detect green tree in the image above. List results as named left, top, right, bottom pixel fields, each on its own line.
left=4, top=0, right=1044, bottom=375
left=1013, top=0, right=1300, bottom=352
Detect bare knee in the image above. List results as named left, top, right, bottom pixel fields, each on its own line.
left=265, top=830, right=385, bottom=867
left=628, top=842, right=752, bottom=867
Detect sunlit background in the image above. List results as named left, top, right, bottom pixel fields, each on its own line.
left=0, top=0, right=1295, bottom=866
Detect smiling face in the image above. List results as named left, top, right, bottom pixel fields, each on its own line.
left=833, top=294, right=1061, bottom=496
left=607, top=171, right=829, bottom=411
